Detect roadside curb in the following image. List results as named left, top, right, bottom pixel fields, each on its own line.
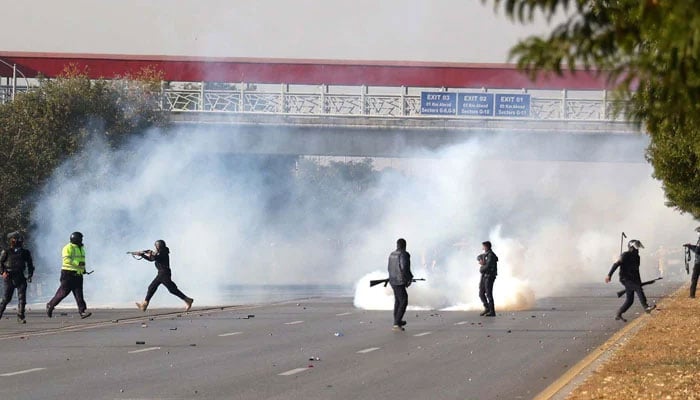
left=533, top=284, right=685, bottom=400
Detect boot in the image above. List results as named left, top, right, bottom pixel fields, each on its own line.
left=184, top=297, right=194, bottom=312
left=645, top=304, right=657, bottom=313
left=136, top=301, right=149, bottom=312
left=17, top=314, right=26, bottom=324
left=479, top=309, right=490, bottom=316
left=615, top=314, right=627, bottom=322
left=79, top=311, right=92, bottom=319
left=46, top=303, right=53, bottom=318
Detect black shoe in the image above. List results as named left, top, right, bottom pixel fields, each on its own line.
left=392, top=325, right=405, bottom=331
left=46, top=304, right=53, bottom=318
left=645, top=304, right=656, bottom=313
left=17, top=314, right=26, bottom=324
left=399, top=320, right=407, bottom=326
left=79, top=312, right=92, bottom=319
left=485, top=312, right=496, bottom=317
left=479, top=310, right=489, bottom=316
left=615, top=314, right=627, bottom=322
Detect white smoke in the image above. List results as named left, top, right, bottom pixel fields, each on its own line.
left=29, top=127, right=697, bottom=310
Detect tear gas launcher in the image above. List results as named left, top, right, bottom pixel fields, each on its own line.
left=369, top=278, right=426, bottom=288
left=616, top=277, right=662, bottom=298
left=127, top=250, right=152, bottom=260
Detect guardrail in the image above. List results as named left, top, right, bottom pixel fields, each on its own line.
left=1, top=82, right=625, bottom=122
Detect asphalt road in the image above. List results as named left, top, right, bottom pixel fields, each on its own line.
left=0, top=281, right=679, bottom=400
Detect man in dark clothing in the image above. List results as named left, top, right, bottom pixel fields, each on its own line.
left=388, top=238, right=413, bottom=331
left=478, top=241, right=498, bottom=317
left=606, top=239, right=656, bottom=322
left=0, top=232, right=34, bottom=323
left=132, top=240, right=193, bottom=312
left=684, top=227, right=700, bottom=298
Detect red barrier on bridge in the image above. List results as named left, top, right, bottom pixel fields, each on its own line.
left=0, top=52, right=608, bottom=90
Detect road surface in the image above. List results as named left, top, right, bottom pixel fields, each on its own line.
left=0, top=281, right=677, bottom=400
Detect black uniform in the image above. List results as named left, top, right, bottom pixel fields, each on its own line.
left=686, top=239, right=700, bottom=297
left=0, top=246, right=34, bottom=320
left=608, top=249, right=651, bottom=317
left=143, top=248, right=189, bottom=302
left=387, top=248, right=412, bottom=328
left=478, top=250, right=498, bottom=316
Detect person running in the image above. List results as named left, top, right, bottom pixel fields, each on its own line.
left=605, top=239, right=656, bottom=322
left=46, top=232, right=91, bottom=319
left=0, top=232, right=34, bottom=323
left=132, top=240, right=193, bottom=312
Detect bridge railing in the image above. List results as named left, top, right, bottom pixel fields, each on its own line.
left=162, top=83, right=625, bottom=122
left=1, top=81, right=625, bottom=122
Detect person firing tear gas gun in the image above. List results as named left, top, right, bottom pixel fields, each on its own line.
left=129, top=240, right=194, bottom=312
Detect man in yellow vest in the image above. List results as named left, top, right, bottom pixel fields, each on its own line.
left=46, top=232, right=91, bottom=319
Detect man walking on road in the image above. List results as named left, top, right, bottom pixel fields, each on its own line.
left=606, top=239, right=656, bottom=322
left=0, top=232, right=34, bottom=323
left=388, top=238, right=413, bottom=331
left=683, top=227, right=700, bottom=298
left=478, top=241, right=498, bottom=317
left=46, top=232, right=91, bottom=319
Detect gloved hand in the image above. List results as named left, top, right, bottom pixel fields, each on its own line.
left=27, top=276, right=32, bottom=283
left=78, top=262, right=86, bottom=267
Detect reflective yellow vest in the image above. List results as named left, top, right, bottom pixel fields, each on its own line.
left=62, top=243, right=86, bottom=274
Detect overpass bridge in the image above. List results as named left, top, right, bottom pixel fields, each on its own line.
left=0, top=52, right=645, bottom=162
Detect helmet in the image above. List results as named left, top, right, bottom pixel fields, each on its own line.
left=70, top=231, right=84, bottom=245
left=628, top=239, right=644, bottom=250
left=7, top=231, right=23, bottom=247
left=154, top=239, right=166, bottom=250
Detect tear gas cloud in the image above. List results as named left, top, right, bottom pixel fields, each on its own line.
left=30, top=128, right=697, bottom=309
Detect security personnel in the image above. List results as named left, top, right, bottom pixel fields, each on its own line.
left=605, top=239, right=656, bottom=322
left=478, top=241, right=498, bottom=317
left=684, top=227, right=700, bottom=298
left=46, top=232, right=91, bottom=319
left=388, top=238, right=412, bottom=331
left=0, top=232, right=34, bottom=323
left=133, top=240, right=193, bottom=312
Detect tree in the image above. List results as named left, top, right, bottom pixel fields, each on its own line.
left=489, top=0, right=700, bottom=218
left=0, top=65, right=168, bottom=237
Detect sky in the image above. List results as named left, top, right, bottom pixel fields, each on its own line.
left=1, top=0, right=560, bottom=63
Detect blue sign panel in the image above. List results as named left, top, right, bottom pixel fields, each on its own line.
left=457, top=93, right=494, bottom=116
left=420, top=92, right=457, bottom=115
left=494, top=94, right=531, bottom=117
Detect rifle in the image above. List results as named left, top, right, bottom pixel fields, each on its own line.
left=685, top=246, right=692, bottom=275
left=127, top=250, right=151, bottom=260
left=616, top=277, right=662, bottom=298
left=369, top=278, right=425, bottom=288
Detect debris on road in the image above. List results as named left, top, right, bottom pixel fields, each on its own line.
left=334, top=332, right=344, bottom=337
left=136, top=341, right=146, bottom=345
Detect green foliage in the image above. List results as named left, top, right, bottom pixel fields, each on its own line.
left=0, top=65, right=168, bottom=237
left=489, top=0, right=700, bottom=218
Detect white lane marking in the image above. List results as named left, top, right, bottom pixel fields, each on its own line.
left=278, top=367, right=309, bottom=376
left=218, top=331, right=243, bottom=337
left=0, top=368, right=46, bottom=377
left=128, top=346, right=161, bottom=354
left=356, top=347, right=381, bottom=354
left=284, top=320, right=304, bottom=325
left=413, top=331, right=433, bottom=337
left=335, top=312, right=352, bottom=316
left=454, top=321, right=468, bottom=325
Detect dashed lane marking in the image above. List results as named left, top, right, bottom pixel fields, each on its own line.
left=278, top=367, right=309, bottom=376
left=218, top=331, right=243, bottom=337
left=128, top=347, right=161, bottom=354
left=356, top=347, right=381, bottom=354
left=284, top=320, right=304, bottom=325
left=335, top=312, right=352, bottom=316
left=413, top=331, right=433, bottom=337
left=0, top=368, right=46, bottom=377
left=454, top=321, right=468, bottom=325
